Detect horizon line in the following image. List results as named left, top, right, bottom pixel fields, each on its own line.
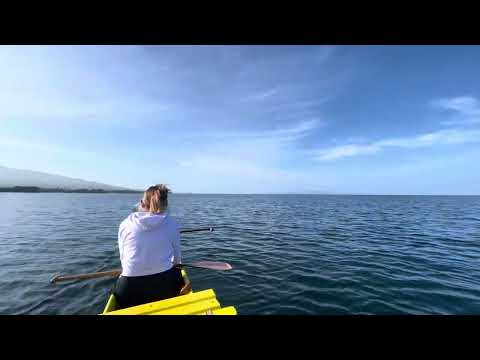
left=171, top=192, right=480, bottom=196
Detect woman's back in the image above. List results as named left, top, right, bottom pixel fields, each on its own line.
left=118, top=211, right=181, bottom=277
left=114, top=184, right=184, bottom=309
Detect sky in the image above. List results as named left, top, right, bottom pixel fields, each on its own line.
left=1, top=45, right=479, bottom=194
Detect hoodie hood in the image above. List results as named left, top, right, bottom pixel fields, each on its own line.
left=126, top=211, right=168, bottom=231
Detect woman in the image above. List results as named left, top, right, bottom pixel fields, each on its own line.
left=114, top=184, right=185, bottom=309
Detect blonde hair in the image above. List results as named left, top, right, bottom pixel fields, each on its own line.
left=141, top=184, right=171, bottom=214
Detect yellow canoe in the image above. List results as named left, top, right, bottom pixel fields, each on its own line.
left=101, top=269, right=236, bottom=315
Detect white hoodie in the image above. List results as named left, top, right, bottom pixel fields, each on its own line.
left=118, top=211, right=181, bottom=277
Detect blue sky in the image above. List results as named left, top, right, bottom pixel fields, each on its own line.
left=1, top=45, right=479, bottom=194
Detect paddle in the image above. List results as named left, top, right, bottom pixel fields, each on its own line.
left=50, top=226, right=220, bottom=284
left=50, top=269, right=122, bottom=283
left=180, top=227, right=215, bottom=234
left=177, top=261, right=232, bottom=271
left=50, top=261, right=232, bottom=284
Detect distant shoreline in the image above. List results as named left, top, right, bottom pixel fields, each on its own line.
left=0, top=187, right=477, bottom=196
left=0, top=186, right=141, bottom=193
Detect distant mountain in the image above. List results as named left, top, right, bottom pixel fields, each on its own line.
left=0, top=165, right=134, bottom=191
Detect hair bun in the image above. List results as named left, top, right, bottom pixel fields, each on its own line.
left=143, top=184, right=171, bottom=213
left=156, top=184, right=170, bottom=197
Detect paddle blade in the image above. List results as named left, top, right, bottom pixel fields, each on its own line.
left=189, top=261, right=233, bottom=271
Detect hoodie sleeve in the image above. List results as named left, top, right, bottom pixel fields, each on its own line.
left=171, top=220, right=182, bottom=265
left=118, top=220, right=126, bottom=262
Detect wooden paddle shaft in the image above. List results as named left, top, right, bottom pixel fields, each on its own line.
left=51, top=261, right=232, bottom=284
left=50, top=269, right=121, bottom=283
left=50, top=227, right=214, bottom=283
left=180, top=227, right=214, bottom=234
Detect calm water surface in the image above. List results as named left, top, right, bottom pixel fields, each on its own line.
left=0, top=193, right=479, bottom=314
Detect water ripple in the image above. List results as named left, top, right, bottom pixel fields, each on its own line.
left=0, top=194, right=480, bottom=314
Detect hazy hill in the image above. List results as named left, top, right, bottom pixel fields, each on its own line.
left=0, top=165, right=133, bottom=191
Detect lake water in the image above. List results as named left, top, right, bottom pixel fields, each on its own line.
left=0, top=193, right=479, bottom=315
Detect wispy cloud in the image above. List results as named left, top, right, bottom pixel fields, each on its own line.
left=376, top=128, right=480, bottom=147
left=314, top=128, right=480, bottom=161
left=0, top=135, right=115, bottom=170
left=329, top=136, right=369, bottom=146
left=175, top=119, right=320, bottom=188
left=315, top=96, right=480, bottom=161
left=0, top=136, right=61, bottom=153
left=0, top=45, right=171, bottom=123
left=183, top=119, right=321, bottom=144
left=433, top=96, right=480, bottom=115
left=315, top=144, right=380, bottom=161
left=0, top=97, right=170, bottom=122
left=432, top=96, right=480, bottom=125
left=268, top=119, right=320, bottom=137
left=260, top=98, right=331, bottom=117
left=242, top=87, right=280, bottom=102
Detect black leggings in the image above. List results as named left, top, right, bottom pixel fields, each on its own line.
left=113, top=267, right=184, bottom=309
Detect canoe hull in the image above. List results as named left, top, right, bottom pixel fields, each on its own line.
left=101, top=269, right=236, bottom=315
